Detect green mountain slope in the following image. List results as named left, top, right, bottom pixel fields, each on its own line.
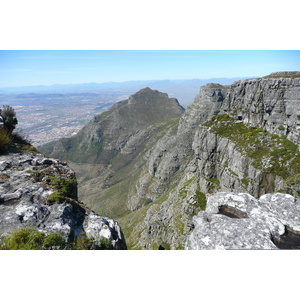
left=42, top=88, right=185, bottom=219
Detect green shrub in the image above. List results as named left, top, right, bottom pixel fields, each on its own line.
left=43, top=233, right=65, bottom=249
left=0, top=228, right=45, bottom=250
left=98, top=238, right=113, bottom=250
left=285, top=173, right=300, bottom=196
left=76, top=232, right=94, bottom=250
left=46, top=192, right=65, bottom=204
left=143, top=198, right=153, bottom=206
left=278, top=125, right=285, bottom=131
left=241, top=178, right=251, bottom=189
left=195, top=190, right=207, bottom=211
left=20, top=145, right=39, bottom=153
left=0, top=127, right=11, bottom=152
left=0, top=105, right=18, bottom=134
left=0, top=228, right=116, bottom=250
left=49, top=177, right=77, bottom=199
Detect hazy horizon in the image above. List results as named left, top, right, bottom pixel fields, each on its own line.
left=0, top=76, right=246, bottom=89
left=1, top=50, right=299, bottom=88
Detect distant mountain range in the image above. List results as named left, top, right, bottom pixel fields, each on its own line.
left=0, top=78, right=247, bottom=107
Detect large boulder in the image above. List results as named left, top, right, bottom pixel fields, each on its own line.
left=186, top=192, right=300, bottom=250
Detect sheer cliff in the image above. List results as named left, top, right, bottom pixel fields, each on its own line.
left=42, top=72, right=300, bottom=249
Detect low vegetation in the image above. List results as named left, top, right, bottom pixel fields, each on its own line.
left=46, top=192, right=65, bottom=204
left=48, top=176, right=78, bottom=199
left=0, top=105, right=35, bottom=153
left=43, top=176, right=78, bottom=205
left=204, top=114, right=300, bottom=195
left=0, top=227, right=113, bottom=250
left=262, top=72, right=300, bottom=79
left=0, top=127, right=11, bottom=152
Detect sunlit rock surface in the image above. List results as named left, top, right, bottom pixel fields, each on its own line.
left=0, top=152, right=126, bottom=249
left=186, top=192, right=300, bottom=250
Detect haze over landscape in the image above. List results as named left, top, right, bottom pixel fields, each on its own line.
left=1, top=50, right=299, bottom=146
left=1, top=50, right=299, bottom=88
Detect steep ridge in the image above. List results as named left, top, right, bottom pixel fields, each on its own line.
left=47, top=87, right=184, bottom=164
left=42, top=72, right=300, bottom=249
left=44, top=88, right=185, bottom=217
left=119, top=72, right=300, bottom=249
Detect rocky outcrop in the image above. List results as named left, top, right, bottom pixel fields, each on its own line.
left=143, top=74, right=300, bottom=197
left=38, top=73, right=300, bottom=250
left=124, top=72, right=300, bottom=249
left=0, top=151, right=126, bottom=249
left=185, top=192, right=300, bottom=250
left=219, top=73, right=300, bottom=146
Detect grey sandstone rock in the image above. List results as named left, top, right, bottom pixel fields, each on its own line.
left=218, top=76, right=300, bottom=146
left=132, top=75, right=300, bottom=249
left=0, top=151, right=126, bottom=249
left=185, top=192, right=300, bottom=250
left=40, top=75, right=300, bottom=249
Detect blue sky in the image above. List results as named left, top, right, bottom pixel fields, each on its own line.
left=0, top=50, right=299, bottom=88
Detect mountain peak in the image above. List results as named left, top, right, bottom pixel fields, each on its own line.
left=127, top=87, right=185, bottom=114
left=128, top=87, right=168, bottom=104
left=47, top=87, right=185, bottom=164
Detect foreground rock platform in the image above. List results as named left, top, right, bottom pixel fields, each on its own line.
left=186, top=192, right=300, bottom=250
left=0, top=151, right=126, bottom=249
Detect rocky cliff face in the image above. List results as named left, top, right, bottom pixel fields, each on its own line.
left=40, top=72, right=300, bottom=250
left=121, top=72, right=300, bottom=249
left=0, top=151, right=126, bottom=249
left=219, top=73, right=300, bottom=146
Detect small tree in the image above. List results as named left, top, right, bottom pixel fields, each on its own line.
left=0, top=105, right=18, bottom=134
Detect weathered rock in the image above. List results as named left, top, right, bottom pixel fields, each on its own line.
left=39, top=73, right=300, bottom=249
left=126, top=73, right=300, bottom=249
left=0, top=151, right=126, bottom=249
left=83, top=212, right=126, bottom=250
left=218, top=74, right=300, bottom=146
left=185, top=192, right=300, bottom=250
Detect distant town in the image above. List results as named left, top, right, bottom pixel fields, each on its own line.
left=0, top=92, right=129, bottom=146
left=0, top=78, right=242, bottom=147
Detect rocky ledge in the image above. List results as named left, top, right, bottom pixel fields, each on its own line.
left=0, top=151, right=126, bottom=249
left=185, top=192, right=300, bottom=250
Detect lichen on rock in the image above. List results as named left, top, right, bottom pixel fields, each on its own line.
left=186, top=192, right=300, bottom=250
left=0, top=151, right=126, bottom=249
